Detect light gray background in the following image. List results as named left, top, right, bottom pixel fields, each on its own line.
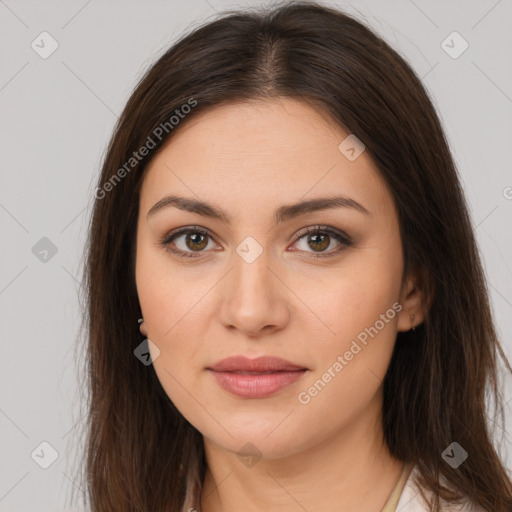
left=1, top=0, right=511, bottom=510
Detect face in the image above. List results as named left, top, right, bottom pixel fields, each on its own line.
left=135, top=97, right=416, bottom=460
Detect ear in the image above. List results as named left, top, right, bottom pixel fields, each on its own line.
left=397, top=267, right=432, bottom=332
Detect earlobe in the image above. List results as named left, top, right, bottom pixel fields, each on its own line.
left=397, top=302, right=421, bottom=332
left=397, top=271, right=430, bottom=332
left=138, top=317, right=148, bottom=337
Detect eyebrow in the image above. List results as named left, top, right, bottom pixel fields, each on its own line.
left=146, top=194, right=370, bottom=224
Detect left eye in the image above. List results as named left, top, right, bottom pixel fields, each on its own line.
left=292, top=226, right=352, bottom=258
left=160, top=225, right=352, bottom=259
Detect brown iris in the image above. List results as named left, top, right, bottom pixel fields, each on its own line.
left=185, top=232, right=208, bottom=251
left=307, top=233, right=330, bottom=252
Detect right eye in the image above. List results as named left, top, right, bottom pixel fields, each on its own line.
left=159, top=226, right=218, bottom=259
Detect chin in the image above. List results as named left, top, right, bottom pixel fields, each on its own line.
left=201, top=418, right=310, bottom=462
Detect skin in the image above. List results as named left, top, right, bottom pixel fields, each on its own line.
left=135, top=97, right=428, bottom=512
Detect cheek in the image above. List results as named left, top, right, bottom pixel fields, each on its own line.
left=135, top=245, right=208, bottom=408
left=136, top=240, right=208, bottom=340
left=294, top=299, right=399, bottom=439
left=294, top=246, right=402, bottom=401
left=137, top=260, right=209, bottom=425
left=298, top=252, right=402, bottom=342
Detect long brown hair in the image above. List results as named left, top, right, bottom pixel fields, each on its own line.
left=73, top=1, right=512, bottom=510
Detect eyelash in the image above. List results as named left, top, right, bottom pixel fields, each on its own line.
left=159, top=225, right=353, bottom=260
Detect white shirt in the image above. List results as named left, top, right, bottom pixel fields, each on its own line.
left=388, top=463, right=487, bottom=512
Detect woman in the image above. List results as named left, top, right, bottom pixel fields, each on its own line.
left=77, top=1, right=512, bottom=510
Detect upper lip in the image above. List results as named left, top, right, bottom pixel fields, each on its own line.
left=208, top=355, right=307, bottom=372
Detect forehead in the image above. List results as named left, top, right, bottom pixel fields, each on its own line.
left=140, top=98, right=392, bottom=219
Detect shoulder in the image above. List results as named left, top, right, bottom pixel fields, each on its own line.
left=395, top=464, right=487, bottom=512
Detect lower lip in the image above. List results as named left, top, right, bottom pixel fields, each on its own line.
left=208, top=369, right=307, bottom=398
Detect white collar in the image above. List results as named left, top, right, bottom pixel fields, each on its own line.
left=394, top=464, right=485, bottom=512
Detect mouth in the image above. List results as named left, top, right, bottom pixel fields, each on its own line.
left=207, top=356, right=308, bottom=398
left=208, top=355, right=307, bottom=373
left=226, top=370, right=293, bottom=375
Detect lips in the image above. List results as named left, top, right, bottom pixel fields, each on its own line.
left=207, top=356, right=308, bottom=398
left=208, top=355, right=307, bottom=373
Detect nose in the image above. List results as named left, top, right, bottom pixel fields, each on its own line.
left=218, top=248, right=290, bottom=338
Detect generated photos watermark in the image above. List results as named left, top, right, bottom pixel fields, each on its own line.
left=297, top=301, right=403, bottom=405
left=94, top=97, right=198, bottom=200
